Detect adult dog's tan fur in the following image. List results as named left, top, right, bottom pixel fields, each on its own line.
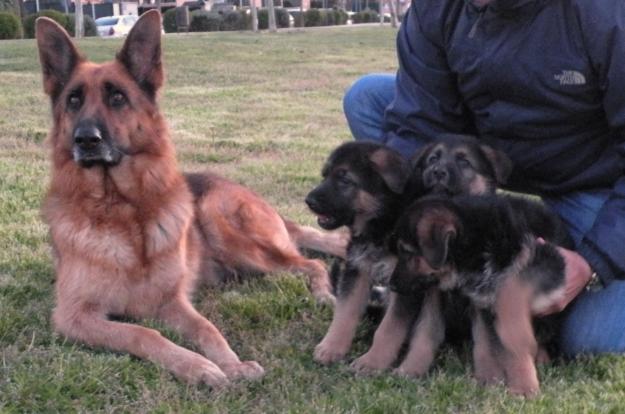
left=37, top=11, right=345, bottom=387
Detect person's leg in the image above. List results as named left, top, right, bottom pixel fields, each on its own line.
left=543, top=190, right=625, bottom=355
left=343, top=73, right=396, bottom=143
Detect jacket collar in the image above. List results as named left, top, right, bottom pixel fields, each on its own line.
left=468, top=0, right=544, bottom=16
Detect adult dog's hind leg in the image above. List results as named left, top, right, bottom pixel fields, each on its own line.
left=158, top=296, right=265, bottom=381
left=53, top=307, right=230, bottom=388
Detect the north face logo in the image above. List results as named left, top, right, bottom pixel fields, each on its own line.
left=554, top=70, right=586, bottom=85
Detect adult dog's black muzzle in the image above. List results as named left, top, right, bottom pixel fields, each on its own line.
left=72, top=120, right=122, bottom=168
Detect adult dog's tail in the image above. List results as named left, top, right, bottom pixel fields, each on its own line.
left=284, top=219, right=348, bottom=259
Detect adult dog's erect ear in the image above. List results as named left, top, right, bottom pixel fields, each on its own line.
left=35, top=17, right=83, bottom=101
left=417, top=209, right=458, bottom=270
left=117, top=10, right=163, bottom=99
left=480, top=144, right=512, bottom=185
left=369, top=147, right=411, bottom=194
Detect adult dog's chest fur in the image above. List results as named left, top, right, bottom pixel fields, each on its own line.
left=46, top=190, right=198, bottom=317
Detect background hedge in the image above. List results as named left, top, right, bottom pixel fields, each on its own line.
left=0, top=11, right=21, bottom=39
left=189, top=10, right=222, bottom=32
left=352, top=8, right=379, bottom=23
left=22, top=10, right=67, bottom=38
left=65, top=13, right=97, bottom=37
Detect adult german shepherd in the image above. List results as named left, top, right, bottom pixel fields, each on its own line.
left=36, top=11, right=345, bottom=387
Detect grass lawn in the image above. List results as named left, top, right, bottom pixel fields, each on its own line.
left=1, top=27, right=625, bottom=413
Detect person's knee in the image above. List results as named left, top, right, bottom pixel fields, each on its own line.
left=343, top=74, right=381, bottom=120
left=343, top=73, right=395, bottom=142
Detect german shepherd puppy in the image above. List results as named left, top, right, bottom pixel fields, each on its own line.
left=305, top=141, right=412, bottom=364
left=349, top=134, right=513, bottom=373
left=36, top=11, right=346, bottom=387
left=409, top=133, right=512, bottom=197
left=391, top=194, right=570, bottom=396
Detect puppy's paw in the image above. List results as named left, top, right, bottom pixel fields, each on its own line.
left=507, top=376, right=540, bottom=398
left=474, top=367, right=505, bottom=386
left=508, top=383, right=540, bottom=399
left=313, top=289, right=336, bottom=307
left=392, top=364, right=428, bottom=379
left=350, top=352, right=391, bottom=375
left=314, top=341, right=347, bottom=365
left=221, top=360, right=265, bottom=381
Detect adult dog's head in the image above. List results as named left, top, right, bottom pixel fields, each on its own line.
left=36, top=10, right=168, bottom=171
left=305, top=141, right=411, bottom=234
left=410, top=134, right=512, bottom=196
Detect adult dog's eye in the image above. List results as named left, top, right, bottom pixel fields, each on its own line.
left=109, top=91, right=127, bottom=108
left=67, top=91, right=82, bottom=111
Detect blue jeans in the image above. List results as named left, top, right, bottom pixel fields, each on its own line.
left=344, top=73, right=625, bottom=356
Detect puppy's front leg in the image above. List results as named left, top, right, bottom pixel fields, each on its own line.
left=394, top=288, right=444, bottom=377
left=472, top=309, right=505, bottom=385
left=314, top=264, right=370, bottom=365
left=53, top=307, right=230, bottom=388
left=351, top=292, right=419, bottom=374
left=494, top=276, right=539, bottom=397
left=158, top=296, right=265, bottom=381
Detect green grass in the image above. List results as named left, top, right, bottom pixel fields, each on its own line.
left=1, top=28, right=624, bottom=413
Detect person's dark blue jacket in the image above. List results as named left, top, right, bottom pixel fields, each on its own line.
left=381, top=0, right=625, bottom=284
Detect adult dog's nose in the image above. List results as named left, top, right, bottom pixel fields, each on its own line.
left=74, top=124, right=103, bottom=150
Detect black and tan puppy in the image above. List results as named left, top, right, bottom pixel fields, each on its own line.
left=391, top=194, right=570, bottom=396
left=350, top=134, right=513, bottom=374
left=305, top=141, right=412, bottom=364
left=408, top=133, right=512, bottom=197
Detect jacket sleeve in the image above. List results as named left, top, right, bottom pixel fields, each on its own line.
left=382, top=0, right=471, bottom=157
left=574, top=0, right=625, bottom=284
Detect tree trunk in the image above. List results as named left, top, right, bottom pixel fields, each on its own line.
left=267, top=0, right=277, bottom=32
left=156, top=0, right=161, bottom=14
left=251, top=0, right=259, bottom=32
left=75, top=0, right=83, bottom=38
left=387, top=0, right=397, bottom=28
left=299, top=0, right=304, bottom=27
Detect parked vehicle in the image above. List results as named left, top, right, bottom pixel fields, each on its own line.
left=95, top=15, right=139, bottom=37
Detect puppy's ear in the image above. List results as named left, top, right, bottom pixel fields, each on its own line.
left=369, top=147, right=411, bottom=194
left=480, top=144, right=512, bottom=185
left=410, top=142, right=436, bottom=171
left=418, top=211, right=457, bottom=269
left=35, top=17, right=83, bottom=100
left=117, top=10, right=163, bottom=99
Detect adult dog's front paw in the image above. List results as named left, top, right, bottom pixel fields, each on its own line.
left=221, top=360, right=265, bottom=381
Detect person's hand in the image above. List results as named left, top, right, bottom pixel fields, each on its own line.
left=534, top=238, right=593, bottom=316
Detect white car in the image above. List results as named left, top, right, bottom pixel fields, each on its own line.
left=96, top=15, right=139, bottom=37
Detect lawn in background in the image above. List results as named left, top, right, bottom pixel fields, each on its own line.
left=1, top=28, right=624, bottom=413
